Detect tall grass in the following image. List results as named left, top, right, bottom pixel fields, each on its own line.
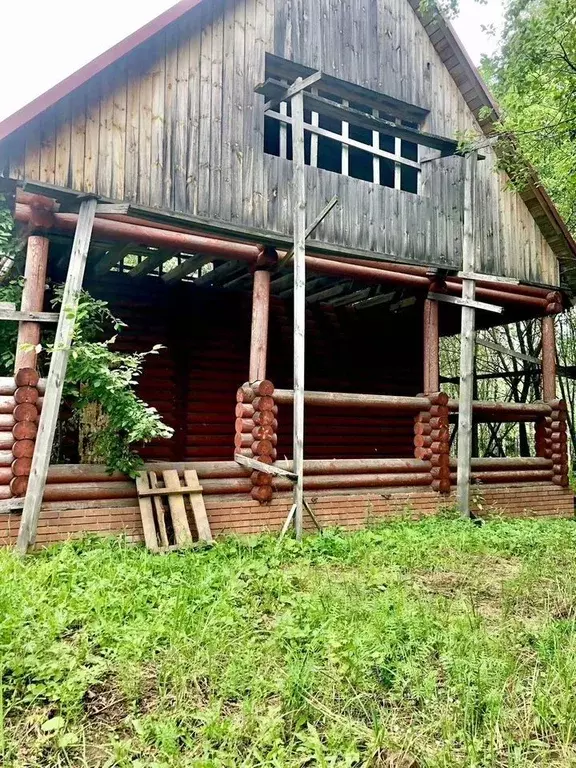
left=2, top=517, right=576, bottom=766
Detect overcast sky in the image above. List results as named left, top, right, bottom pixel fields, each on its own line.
left=0, top=0, right=503, bottom=123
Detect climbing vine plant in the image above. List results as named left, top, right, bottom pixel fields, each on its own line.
left=0, top=277, right=173, bottom=478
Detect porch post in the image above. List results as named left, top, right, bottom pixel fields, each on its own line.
left=542, top=315, right=556, bottom=401
left=15, top=235, right=50, bottom=372
left=423, top=296, right=439, bottom=393
left=249, top=248, right=276, bottom=382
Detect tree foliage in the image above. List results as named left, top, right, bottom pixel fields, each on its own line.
left=482, top=0, right=576, bottom=232
left=0, top=281, right=173, bottom=477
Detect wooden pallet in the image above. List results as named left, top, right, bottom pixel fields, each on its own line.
left=135, top=468, right=213, bottom=552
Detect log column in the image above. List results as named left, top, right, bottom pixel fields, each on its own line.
left=414, top=392, right=450, bottom=493
left=541, top=315, right=556, bottom=402
left=15, top=236, right=50, bottom=372
left=234, top=380, right=278, bottom=503
left=423, top=295, right=440, bottom=393
left=248, top=247, right=276, bottom=383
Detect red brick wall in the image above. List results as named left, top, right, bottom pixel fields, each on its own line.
left=0, top=483, right=572, bottom=548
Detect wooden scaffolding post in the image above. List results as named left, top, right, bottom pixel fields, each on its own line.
left=423, top=296, right=440, bottom=393
left=542, top=315, right=557, bottom=401
left=15, top=236, right=50, bottom=372
left=291, top=83, right=307, bottom=540
left=456, top=150, right=478, bottom=519
left=15, top=197, right=97, bottom=555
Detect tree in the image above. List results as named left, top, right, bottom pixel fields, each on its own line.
left=482, top=0, right=576, bottom=232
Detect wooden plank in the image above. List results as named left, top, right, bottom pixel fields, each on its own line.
left=124, top=52, right=142, bottom=202
left=15, top=198, right=97, bottom=555
left=186, top=10, right=202, bottom=215
left=0, top=498, right=25, bottom=512
left=457, top=271, right=520, bottom=286
left=136, top=473, right=160, bottom=551
left=477, top=339, right=540, bottom=366
left=163, top=25, right=178, bottom=210
left=427, top=292, right=503, bottom=314
left=138, top=51, right=154, bottom=206
left=94, top=244, right=135, bottom=275
left=54, top=98, right=72, bottom=189
left=111, top=62, right=128, bottom=201
left=183, top=469, right=213, bottom=543
left=95, top=204, right=131, bottom=214
left=291, top=84, right=307, bottom=540
left=456, top=151, right=477, bottom=520
left=209, top=0, right=224, bottom=218
left=148, top=471, right=170, bottom=548
left=0, top=310, right=58, bottom=323
left=161, top=469, right=193, bottom=546
left=235, top=453, right=297, bottom=480
left=69, top=92, right=87, bottom=191
left=278, top=196, right=339, bottom=267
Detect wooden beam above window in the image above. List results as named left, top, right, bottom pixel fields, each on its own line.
left=264, top=53, right=429, bottom=124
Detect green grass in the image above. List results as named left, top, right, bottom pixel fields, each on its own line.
left=2, top=517, right=576, bottom=766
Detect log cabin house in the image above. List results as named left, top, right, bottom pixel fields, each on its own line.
left=0, top=0, right=575, bottom=549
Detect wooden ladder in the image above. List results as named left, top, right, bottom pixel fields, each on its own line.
left=136, top=468, right=213, bottom=552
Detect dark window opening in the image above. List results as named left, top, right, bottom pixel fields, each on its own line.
left=262, top=67, right=421, bottom=195
left=349, top=147, right=373, bottom=182
left=401, top=165, right=419, bottom=194
left=379, top=158, right=395, bottom=189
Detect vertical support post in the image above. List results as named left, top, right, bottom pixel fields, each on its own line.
left=456, top=151, right=478, bottom=519
left=542, top=315, right=557, bottom=401
left=15, top=236, right=50, bottom=372
left=291, top=83, right=307, bottom=540
left=16, top=197, right=97, bottom=555
left=249, top=250, right=275, bottom=383
left=423, top=297, right=439, bottom=393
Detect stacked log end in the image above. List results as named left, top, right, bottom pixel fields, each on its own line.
left=536, top=400, right=569, bottom=487
left=10, top=368, right=40, bottom=498
left=235, top=380, right=278, bottom=503
left=414, top=392, right=450, bottom=493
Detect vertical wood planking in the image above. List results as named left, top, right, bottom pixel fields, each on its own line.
left=174, top=18, right=191, bottom=212
left=138, top=46, right=154, bottom=206
left=83, top=84, right=100, bottom=194
left=111, top=63, right=128, bottom=201
left=39, top=112, right=56, bottom=185
left=209, top=0, right=225, bottom=218
left=230, top=0, right=246, bottom=221
left=197, top=1, right=213, bottom=217
left=54, top=99, right=71, bottom=189
left=164, top=24, right=179, bottom=210
left=70, top=92, right=87, bottom=192
left=187, top=9, right=202, bottom=215
left=124, top=53, right=142, bottom=202
left=150, top=35, right=167, bottom=208
left=220, top=0, right=237, bottom=221
left=97, top=72, right=114, bottom=198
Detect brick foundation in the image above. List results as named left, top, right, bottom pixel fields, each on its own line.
left=0, top=483, right=572, bottom=548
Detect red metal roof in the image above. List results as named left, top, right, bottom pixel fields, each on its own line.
left=0, top=0, right=205, bottom=143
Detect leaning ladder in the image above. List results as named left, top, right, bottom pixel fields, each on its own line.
left=14, top=197, right=98, bottom=554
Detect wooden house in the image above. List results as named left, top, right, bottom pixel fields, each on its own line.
left=0, top=0, right=574, bottom=549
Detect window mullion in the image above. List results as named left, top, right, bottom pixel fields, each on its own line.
left=341, top=99, right=349, bottom=176
left=310, top=87, right=319, bottom=168
left=372, top=109, right=380, bottom=185
left=394, top=118, right=402, bottom=190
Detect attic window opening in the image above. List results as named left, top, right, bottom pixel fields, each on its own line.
left=262, top=75, right=423, bottom=194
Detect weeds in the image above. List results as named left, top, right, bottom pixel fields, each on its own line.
left=1, top=518, right=576, bottom=766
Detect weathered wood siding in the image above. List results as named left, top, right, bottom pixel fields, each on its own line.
left=0, top=0, right=559, bottom=285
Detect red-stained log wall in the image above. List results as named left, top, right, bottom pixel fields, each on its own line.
left=83, top=274, right=423, bottom=464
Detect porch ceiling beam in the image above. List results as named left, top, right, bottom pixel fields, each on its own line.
left=162, top=254, right=212, bottom=284
left=329, top=287, right=372, bottom=307
left=351, top=291, right=397, bottom=310
left=194, top=260, right=246, bottom=286
left=306, top=283, right=348, bottom=305
left=93, top=243, right=135, bottom=275
left=128, top=248, right=181, bottom=278
left=278, top=277, right=327, bottom=299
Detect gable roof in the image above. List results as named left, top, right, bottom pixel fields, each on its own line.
left=1, top=0, right=575, bottom=274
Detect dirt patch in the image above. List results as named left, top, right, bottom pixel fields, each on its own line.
left=412, top=556, right=522, bottom=620
left=84, top=677, right=129, bottom=727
